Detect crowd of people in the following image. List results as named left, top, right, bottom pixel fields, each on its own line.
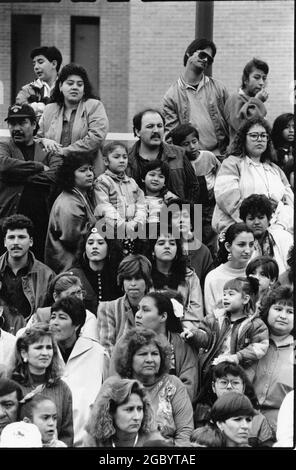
left=0, top=39, right=294, bottom=448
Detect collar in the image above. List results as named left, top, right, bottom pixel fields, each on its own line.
left=134, top=140, right=164, bottom=161
left=30, top=78, right=55, bottom=92
left=245, top=156, right=272, bottom=170
left=238, top=87, right=249, bottom=98
left=179, top=73, right=207, bottom=91
left=2, top=251, right=33, bottom=273
left=104, top=168, right=130, bottom=182
left=269, top=334, right=294, bottom=348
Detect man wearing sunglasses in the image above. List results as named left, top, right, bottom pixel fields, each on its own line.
left=162, top=38, right=229, bottom=160
left=225, top=58, right=269, bottom=149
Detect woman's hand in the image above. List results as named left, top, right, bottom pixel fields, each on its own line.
left=41, top=138, right=63, bottom=153
left=180, top=328, right=193, bottom=340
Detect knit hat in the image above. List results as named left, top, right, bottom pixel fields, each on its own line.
left=0, top=422, right=42, bottom=447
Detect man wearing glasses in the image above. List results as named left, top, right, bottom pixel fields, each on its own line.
left=224, top=58, right=269, bottom=149
left=162, top=38, right=229, bottom=160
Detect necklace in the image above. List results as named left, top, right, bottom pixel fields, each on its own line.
left=250, top=159, right=271, bottom=198
left=111, top=433, right=139, bottom=448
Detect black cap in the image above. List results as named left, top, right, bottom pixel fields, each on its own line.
left=5, top=104, right=37, bottom=122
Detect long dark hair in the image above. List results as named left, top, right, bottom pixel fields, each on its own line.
left=143, top=291, right=183, bottom=333
left=50, top=63, right=98, bottom=106
left=271, top=113, right=294, bottom=149
left=230, top=117, right=276, bottom=163
left=146, top=226, right=187, bottom=289
left=216, top=223, right=254, bottom=265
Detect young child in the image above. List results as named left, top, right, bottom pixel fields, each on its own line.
left=169, top=124, right=221, bottom=256
left=20, top=393, right=67, bottom=448
left=246, top=256, right=279, bottom=314
left=184, top=277, right=269, bottom=383
left=94, top=141, right=146, bottom=252
left=142, top=160, right=175, bottom=223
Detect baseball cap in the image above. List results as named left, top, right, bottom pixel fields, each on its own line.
left=5, top=104, right=36, bottom=122
left=0, top=422, right=42, bottom=447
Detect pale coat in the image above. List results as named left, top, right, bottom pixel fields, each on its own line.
left=212, top=155, right=294, bottom=234
left=59, top=335, right=109, bottom=447
left=37, top=99, right=109, bottom=176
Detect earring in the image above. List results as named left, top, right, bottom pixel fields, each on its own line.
left=227, top=252, right=232, bottom=261
left=23, top=358, right=28, bottom=363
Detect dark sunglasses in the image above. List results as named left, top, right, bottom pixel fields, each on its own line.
left=197, top=50, right=213, bottom=65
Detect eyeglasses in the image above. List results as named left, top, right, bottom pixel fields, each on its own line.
left=196, top=50, right=213, bottom=65
left=246, top=132, right=269, bottom=141
left=216, top=379, right=243, bottom=389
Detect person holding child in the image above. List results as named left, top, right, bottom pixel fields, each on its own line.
left=184, top=276, right=269, bottom=388
left=94, top=141, right=146, bottom=254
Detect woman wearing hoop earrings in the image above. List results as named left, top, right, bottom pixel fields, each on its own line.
left=204, top=223, right=255, bottom=315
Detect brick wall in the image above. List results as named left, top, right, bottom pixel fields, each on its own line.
left=0, top=0, right=294, bottom=131
left=0, top=0, right=130, bottom=131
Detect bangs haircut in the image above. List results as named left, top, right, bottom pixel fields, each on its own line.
left=141, top=160, right=170, bottom=186
left=260, top=285, right=294, bottom=326
left=211, top=392, right=255, bottom=423
left=223, top=276, right=259, bottom=312
left=246, top=256, right=279, bottom=282
left=117, top=254, right=152, bottom=290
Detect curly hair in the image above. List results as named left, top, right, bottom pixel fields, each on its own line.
left=85, top=377, right=153, bottom=443
left=230, top=117, right=276, bottom=163
left=239, top=194, right=273, bottom=221
left=10, top=323, right=62, bottom=387
left=50, top=63, right=98, bottom=106
left=271, top=113, right=294, bottom=149
left=56, top=152, right=95, bottom=192
left=216, top=223, right=254, bottom=265
left=114, top=328, right=172, bottom=380
left=2, top=214, right=34, bottom=238
left=260, top=285, right=294, bottom=331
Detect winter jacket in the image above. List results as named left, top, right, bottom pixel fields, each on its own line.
left=190, top=308, right=269, bottom=388
left=0, top=251, right=55, bottom=322
left=212, top=155, right=294, bottom=233
left=128, top=141, right=203, bottom=203
left=37, top=99, right=109, bottom=176
left=224, top=89, right=267, bottom=149
left=94, top=169, right=146, bottom=230
left=45, top=189, right=96, bottom=274
left=162, top=76, right=229, bottom=155
left=0, top=138, right=62, bottom=222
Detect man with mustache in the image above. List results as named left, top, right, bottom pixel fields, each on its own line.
left=0, top=379, right=23, bottom=437
left=0, top=214, right=54, bottom=327
left=162, top=38, right=229, bottom=160
left=0, top=104, right=62, bottom=260
left=128, top=108, right=206, bottom=204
